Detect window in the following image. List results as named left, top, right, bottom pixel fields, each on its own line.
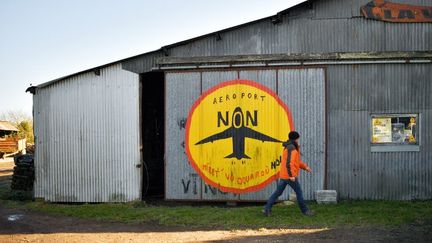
left=371, top=114, right=419, bottom=152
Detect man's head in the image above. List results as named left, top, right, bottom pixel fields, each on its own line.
left=288, top=131, right=300, bottom=140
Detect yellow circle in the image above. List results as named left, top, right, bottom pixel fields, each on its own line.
left=186, top=80, right=293, bottom=193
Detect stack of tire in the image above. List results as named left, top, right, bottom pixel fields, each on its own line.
left=11, top=154, right=35, bottom=191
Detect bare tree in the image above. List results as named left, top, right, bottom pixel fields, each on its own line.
left=0, top=110, right=31, bottom=124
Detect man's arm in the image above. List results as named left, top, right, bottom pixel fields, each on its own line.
left=297, top=154, right=312, bottom=173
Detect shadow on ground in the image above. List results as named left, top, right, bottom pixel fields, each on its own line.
left=1, top=161, right=431, bottom=242
left=0, top=205, right=431, bottom=243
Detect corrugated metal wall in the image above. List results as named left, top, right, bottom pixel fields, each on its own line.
left=33, top=64, right=141, bottom=202
left=165, top=72, right=203, bottom=200
left=278, top=69, right=326, bottom=200
left=327, top=64, right=432, bottom=200
left=165, top=68, right=325, bottom=200
left=122, top=51, right=164, bottom=76
left=34, top=0, right=431, bottom=201
left=120, top=0, right=432, bottom=200
left=200, top=71, right=241, bottom=201
left=169, top=15, right=431, bottom=56
left=123, top=1, right=432, bottom=74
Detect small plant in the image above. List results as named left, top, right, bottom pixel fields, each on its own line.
left=131, top=200, right=148, bottom=208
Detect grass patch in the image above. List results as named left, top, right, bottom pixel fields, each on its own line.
left=0, top=174, right=431, bottom=229
left=6, top=200, right=432, bottom=229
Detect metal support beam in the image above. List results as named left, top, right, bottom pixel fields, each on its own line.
left=154, top=51, right=432, bottom=70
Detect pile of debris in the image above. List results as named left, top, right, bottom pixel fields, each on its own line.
left=11, top=154, right=34, bottom=191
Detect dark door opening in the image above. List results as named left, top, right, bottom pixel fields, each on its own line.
left=141, top=71, right=165, bottom=199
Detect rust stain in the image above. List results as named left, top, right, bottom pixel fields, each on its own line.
left=361, top=0, right=432, bottom=23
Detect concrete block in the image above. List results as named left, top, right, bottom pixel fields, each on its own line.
left=315, top=190, right=337, bottom=204
left=289, top=193, right=297, bottom=202
left=226, top=201, right=237, bottom=207
left=282, top=200, right=295, bottom=206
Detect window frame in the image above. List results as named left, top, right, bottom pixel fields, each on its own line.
left=370, top=113, right=420, bottom=153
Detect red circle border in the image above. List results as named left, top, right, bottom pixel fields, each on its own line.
left=185, top=79, right=294, bottom=194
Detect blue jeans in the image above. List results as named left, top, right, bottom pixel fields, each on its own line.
left=264, top=178, right=308, bottom=214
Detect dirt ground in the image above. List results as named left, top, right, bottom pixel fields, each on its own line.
left=1, top=160, right=431, bottom=243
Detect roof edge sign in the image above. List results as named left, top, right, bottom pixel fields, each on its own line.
left=361, top=0, right=432, bottom=23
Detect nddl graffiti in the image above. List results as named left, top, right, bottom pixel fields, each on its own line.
left=186, top=80, right=294, bottom=193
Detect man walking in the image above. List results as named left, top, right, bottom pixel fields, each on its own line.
left=263, top=131, right=315, bottom=216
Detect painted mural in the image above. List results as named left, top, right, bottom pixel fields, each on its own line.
left=361, top=0, right=432, bottom=23
left=185, top=80, right=294, bottom=193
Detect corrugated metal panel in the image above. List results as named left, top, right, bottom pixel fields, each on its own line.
left=200, top=71, right=239, bottom=201
left=32, top=0, right=432, bottom=201
left=327, top=64, right=432, bottom=199
left=314, top=0, right=369, bottom=18
left=166, top=1, right=431, bottom=58
left=237, top=70, right=283, bottom=201
left=33, top=64, right=141, bottom=202
left=165, top=72, right=202, bottom=200
left=122, top=51, right=164, bottom=74
left=121, top=0, right=431, bottom=75
left=278, top=69, right=326, bottom=200
left=165, top=68, right=325, bottom=201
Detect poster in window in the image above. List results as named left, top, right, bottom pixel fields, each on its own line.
left=392, top=123, right=405, bottom=143
left=372, top=118, right=392, bottom=143
left=407, top=117, right=417, bottom=143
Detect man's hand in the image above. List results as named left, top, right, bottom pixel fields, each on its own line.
left=305, top=167, right=312, bottom=173
left=289, top=177, right=296, bottom=181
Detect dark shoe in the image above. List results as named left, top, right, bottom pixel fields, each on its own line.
left=262, top=209, right=271, bottom=217
left=303, top=210, right=315, bottom=216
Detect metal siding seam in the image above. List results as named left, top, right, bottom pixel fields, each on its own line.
left=121, top=67, right=126, bottom=201
left=98, top=70, right=105, bottom=202
left=33, top=93, right=39, bottom=197
left=91, top=71, right=97, bottom=202
left=61, top=81, right=66, bottom=201
left=114, top=66, right=119, bottom=201
left=36, top=89, right=42, bottom=199
left=41, top=89, right=46, bottom=199
left=70, top=79, right=75, bottom=201
left=35, top=90, right=42, bottom=197
left=75, top=76, right=81, bottom=201
left=83, top=74, right=89, bottom=202
left=44, top=87, right=50, bottom=201
left=45, top=87, right=49, bottom=201
left=50, top=85, right=55, bottom=201
left=85, top=73, right=90, bottom=202
left=90, top=73, right=96, bottom=202
left=45, top=88, right=50, bottom=200
left=112, top=65, right=119, bottom=201
left=57, top=82, right=63, bottom=201
left=111, top=65, right=117, bottom=201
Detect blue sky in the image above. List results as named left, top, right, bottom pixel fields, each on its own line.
left=0, top=0, right=303, bottom=116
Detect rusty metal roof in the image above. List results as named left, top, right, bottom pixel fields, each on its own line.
left=0, top=121, right=19, bottom=131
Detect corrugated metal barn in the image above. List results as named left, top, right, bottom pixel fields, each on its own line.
left=29, top=0, right=432, bottom=202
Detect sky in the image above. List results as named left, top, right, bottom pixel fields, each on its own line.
left=0, top=0, right=304, bottom=117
